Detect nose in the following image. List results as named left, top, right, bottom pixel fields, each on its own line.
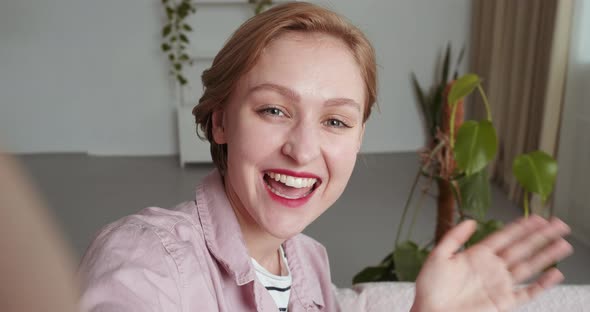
left=281, top=121, right=321, bottom=165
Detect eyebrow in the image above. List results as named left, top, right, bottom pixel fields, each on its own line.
left=248, top=83, right=361, bottom=112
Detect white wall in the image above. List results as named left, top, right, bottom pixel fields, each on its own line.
left=0, top=0, right=470, bottom=156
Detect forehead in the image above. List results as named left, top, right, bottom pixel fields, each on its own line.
left=237, top=32, right=366, bottom=106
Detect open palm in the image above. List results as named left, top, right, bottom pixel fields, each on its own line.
left=412, top=216, right=573, bottom=312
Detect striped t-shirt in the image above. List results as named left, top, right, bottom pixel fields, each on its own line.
left=251, top=246, right=292, bottom=312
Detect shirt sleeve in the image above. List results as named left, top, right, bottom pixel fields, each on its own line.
left=78, top=223, right=183, bottom=312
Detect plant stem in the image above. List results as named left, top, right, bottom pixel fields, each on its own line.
left=450, top=82, right=492, bottom=148
left=406, top=183, right=430, bottom=241
left=449, top=180, right=463, bottom=218
left=394, top=141, right=445, bottom=247
left=395, top=168, right=421, bottom=247
left=450, top=100, right=458, bottom=148
left=477, top=84, right=492, bottom=121
left=524, top=191, right=530, bottom=217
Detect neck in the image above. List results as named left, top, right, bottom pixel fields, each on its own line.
left=241, top=223, right=284, bottom=275
left=224, top=178, right=285, bottom=275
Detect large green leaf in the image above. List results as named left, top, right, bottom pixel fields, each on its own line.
left=458, top=170, right=491, bottom=221
left=448, top=73, right=480, bottom=105
left=352, top=252, right=397, bottom=284
left=466, top=219, right=503, bottom=248
left=352, top=266, right=390, bottom=284
left=393, top=241, right=429, bottom=281
left=512, top=151, right=558, bottom=202
left=454, top=120, right=497, bottom=175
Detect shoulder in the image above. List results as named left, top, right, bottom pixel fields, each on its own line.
left=80, top=200, right=205, bottom=274
left=90, top=201, right=201, bottom=245
left=111, top=200, right=200, bottom=233
left=78, top=201, right=211, bottom=311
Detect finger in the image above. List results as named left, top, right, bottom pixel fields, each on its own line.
left=431, top=220, right=477, bottom=257
left=479, top=215, right=547, bottom=252
left=514, top=267, right=564, bottom=306
left=500, top=217, right=571, bottom=267
left=511, top=239, right=573, bottom=283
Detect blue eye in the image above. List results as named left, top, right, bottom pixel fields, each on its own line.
left=325, top=119, right=350, bottom=128
left=259, top=106, right=286, bottom=117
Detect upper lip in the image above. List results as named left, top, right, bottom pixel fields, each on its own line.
left=265, top=168, right=321, bottom=181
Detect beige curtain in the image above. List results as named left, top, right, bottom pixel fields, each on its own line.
left=469, top=0, right=573, bottom=214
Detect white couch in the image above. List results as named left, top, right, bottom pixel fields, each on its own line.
left=336, top=282, right=590, bottom=311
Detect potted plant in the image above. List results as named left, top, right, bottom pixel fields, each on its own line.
left=353, top=45, right=558, bottom=283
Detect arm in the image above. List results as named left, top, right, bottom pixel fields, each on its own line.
left=0, top=152, right=79, bottom=312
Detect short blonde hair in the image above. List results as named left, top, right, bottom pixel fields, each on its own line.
left=192, top=2, right=377, bottom=174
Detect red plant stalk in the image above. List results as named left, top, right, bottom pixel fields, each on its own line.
left=435, top=80, right=464, bottom=243
left=441, top=80, right=465, bottom=175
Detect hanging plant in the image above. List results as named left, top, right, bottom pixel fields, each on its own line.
left=160, top=0, right=197, bottom=86
left=160, top=1, right=273, bottom=87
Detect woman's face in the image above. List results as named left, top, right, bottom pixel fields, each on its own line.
left=213, top=32, right=366, bottom=240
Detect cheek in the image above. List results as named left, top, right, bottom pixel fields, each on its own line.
left=226, top=115, right=285, bottom=162
left=323, top=136, right=359, bottom=184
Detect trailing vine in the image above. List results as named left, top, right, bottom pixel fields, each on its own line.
left=160, top=0, right=274, bottom=88
left=160, top=0, right=197, bottom=86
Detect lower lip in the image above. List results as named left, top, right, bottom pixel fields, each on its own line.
left=262, top=176, right=315, bottom=208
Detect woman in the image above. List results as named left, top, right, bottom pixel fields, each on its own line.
left=79, top=2, right=573, bottom=311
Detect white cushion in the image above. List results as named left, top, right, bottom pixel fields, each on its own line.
left=335, top=282, right=590, bottom=312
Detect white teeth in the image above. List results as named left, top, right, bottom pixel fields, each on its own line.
left=265, top=172, right=317, bottom=189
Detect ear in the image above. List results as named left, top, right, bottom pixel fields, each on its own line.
left=211, top=110, right=227, bottom=144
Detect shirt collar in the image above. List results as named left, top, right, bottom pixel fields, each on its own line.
left=194, top=170, right=255, bottom=286
left=194, top=169, right=325, bottom=308
left=284, top=236, right=325, bottom=309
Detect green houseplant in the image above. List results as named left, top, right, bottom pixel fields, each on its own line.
left=353, top=46, right=558, bottom=283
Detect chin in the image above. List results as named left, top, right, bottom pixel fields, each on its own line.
left=264, top=221, right=307, bottom=240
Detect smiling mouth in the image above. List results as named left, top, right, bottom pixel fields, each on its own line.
left=263, top=171, right=321, bottom=200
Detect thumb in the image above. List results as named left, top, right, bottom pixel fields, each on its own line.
left=432, top=220, right=477, bottom=258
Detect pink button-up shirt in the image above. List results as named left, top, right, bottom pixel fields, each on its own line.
left=78, top=170, right=340, bottom=311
